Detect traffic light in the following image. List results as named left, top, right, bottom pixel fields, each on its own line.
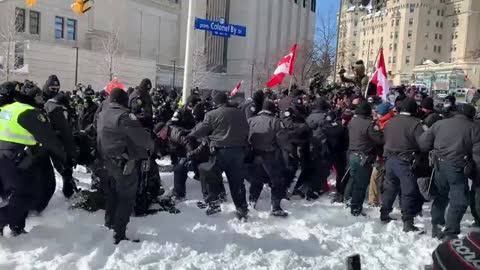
left=26, top=0, right=37, bottom=7
left=71, top=0, right=91, bottom=15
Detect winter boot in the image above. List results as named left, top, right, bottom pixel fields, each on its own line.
left=205, top=202, right=222, bottom=216
left=114, top=236, right=140, bottom=245
left=248, top=200, right=257, bottom=210
left=291, top=189, right=305, bottom=199
left=330, top=192, right=344, bottom=203
left=271, top=200, right=288, bottom=218
left=432, top=225, right=444, bottom=239
left=380, top=214, right=397, bottom=224
left=219, top=192, right=228, bottom=203
left=403, top=220, right=420, bottom=233
left=235, top=208, right=249, bottom=221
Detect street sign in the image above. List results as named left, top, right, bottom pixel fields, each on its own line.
left=194, top=17, right=247, bottom=38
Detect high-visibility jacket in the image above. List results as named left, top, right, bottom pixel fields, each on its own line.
left=0, top=102, right=37, bottom=145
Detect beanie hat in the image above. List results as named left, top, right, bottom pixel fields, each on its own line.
left=213, top=92, right=228, bottom=106
left=400, top=98, right=418, bottom=114
left=313, top=98, right=330, bottom=112
left=262, top=100, right=276, bottom=112
left=110, top=88, right=129, bottom=107
left=355, top=101, right=372, bottom=117
left=375, top=102, right=391, bottom=116
left=457, top=103, right=476, bottom=119
left=139, top=78, right=152, bottom=92
left=21, top=80, right=41, bottom=98
left=420, top=97, right=434, bottom=111
left=341, top=110, right=354, bottom=122
left=0, top=81, right=18, bottom=99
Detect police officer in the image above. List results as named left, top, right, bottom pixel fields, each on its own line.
left=347, top=101, right=384, bottom=216
left=97, top=88, right=154, bottom=244
left=419, top=97, right=442, bottom=128
left=418, top=103, right=480, bottom=240
left=239, top=90, right=265, bottom=120
left=129, top=78, right=154, bottom=130
left=248, top=100, right=288, bottom=217
left=304, top=98, right=332, bottom=197
left=42, top=75, right=79, bottom=198
left=0, top=81, right=66, bottom=236
left=189, top=92, right=249, bottom=220
left=381, top=98, right=425, bottom=232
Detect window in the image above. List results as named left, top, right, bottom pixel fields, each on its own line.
left=407, top=42, right=411, bottom=49
left=29, top=11, right=40, bottom=35
left=394, top=43, right=397, bottom=51
left=408, top=30, right=413, bottom=38
left=396, top=19, right=399, bottom=26
left=388, top=57, right=392, bottom=64
left=311, top=0, right=316, bottom=12
left=15, top=8, right=26, bottom=32
left=440, top=22, right=443, bottom=28
left=435, top=33, right=438, bottom=39
left=427, top=20, right=430, bottom=26
left=303, top=0, right=306, bottom=8
left=439, top=34, right=442, bottom=40
left=391, top=20, right=394, bottom=27
left=393, top=56, right=397, bottom=64
left=294, top=0, right=297, bottom=3
left=14, top=42, right=24, bottom=69
left=437, top=9, right=440, bottom=16
left=441, top=10, right=445, bottom=16
left=67, top=19, right=76, bottom=40
left=409, top=18, right=414, bottom=25
left=438, top=46, right=441, bottom=53
left=395, top=31, right=399, bottom=39
left=436, top=21, right=439, bottom=27
left=55, top=16, right=64, bottom=39
left=353, top=31, right=357, bottom=36
left=406, top=56, right=410, bottom=64
left=410, top=4, right=415, bottom=13
left=389, top=43, right=393, bottom=50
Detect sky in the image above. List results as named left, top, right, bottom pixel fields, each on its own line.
left=315, top=0, right=341, bottom=40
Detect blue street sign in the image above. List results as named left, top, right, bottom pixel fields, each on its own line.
left=194, top=18, right=247, bottom=38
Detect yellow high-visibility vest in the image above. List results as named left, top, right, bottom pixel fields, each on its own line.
left=0, top=102, right=37, bottom=146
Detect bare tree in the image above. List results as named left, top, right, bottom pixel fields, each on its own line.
left=0, top=8, right=25, bottom=82
left=316, top=9, right=339, bottom=81
left=100, top=30, right=121, bottom=81
left=191, top=46, right=211, bottom=89
left=253, top=61, right=276, bottom=89
left=293, top=41, right=321, bottom=87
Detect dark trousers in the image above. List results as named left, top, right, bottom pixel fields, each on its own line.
left=431, top=160, right=469, bottom=237
left=349, top=153, right=373, bottom=213
left=331, top=153, right=348, bottom=195
left=470, top=182, right=480, bottom=225
left=31, top=155, right=56, bottom=212
left=207, top=147, right=247, bottom=211
left=249, top=150, right=286, bottom=204
left=173, top=158, right=206, bottom=198
left=0, top=158, right=33, bottom=231
left=381, top=158, right=423, bottom=221
left=104, top=159, right=138, bottom=239
left=306, top=155, right=330, bottom=193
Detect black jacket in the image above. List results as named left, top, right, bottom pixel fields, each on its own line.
left=189, top=105, right=248, bottom=148
left=418, top=114, right=480, bottom=167
left=129, top=88, right=154, bottom=129
left=97, top=102, right=154, bottom=160
left=78, top=102, right=99, bottom=131
left=347, top=115, right=384, bottom=154
left=248, top=111, right=283, bottom=152
left=43, top=98, right=78, bottom=160
left=383, top=113, right=424, bottom=161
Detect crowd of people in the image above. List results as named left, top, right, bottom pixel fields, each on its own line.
left=1, top=71, right=480, bottom=246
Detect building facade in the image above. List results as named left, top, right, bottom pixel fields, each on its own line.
left=336, top=0, right=480, bottom=89
left=0, top=0, right=316, bottom=94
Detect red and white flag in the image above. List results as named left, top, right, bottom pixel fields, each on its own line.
left=230, top=80, right=244, bottom=97
left=370, top=48, right=390, bottom=100
left=266, top=44, right=297, bottom=88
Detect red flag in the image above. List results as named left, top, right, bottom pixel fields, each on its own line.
left=105, top=77, right=126, bottom=95
left=370, top=48, right=390, bottom=100
left=230, top=80, right=244, bottom=97
left=266, top=44, right=297, bottom=88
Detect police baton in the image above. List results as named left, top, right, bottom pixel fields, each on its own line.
left=340, top=167, right=351, bottom=184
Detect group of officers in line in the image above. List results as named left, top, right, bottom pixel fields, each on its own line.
left=1, top=72, right=480, bottom=244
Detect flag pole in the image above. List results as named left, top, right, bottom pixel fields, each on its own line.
left=182, top=0, right=195, bottom=104
left=365, top=47, right=382, bottom=99
left=288, top=76, right=293, bottom=92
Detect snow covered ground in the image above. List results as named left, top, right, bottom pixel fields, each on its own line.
left=0, top=164, right=475, bottom=270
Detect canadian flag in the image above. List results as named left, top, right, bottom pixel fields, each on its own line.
left=370, top=48, right=390, bottom=100
left=266, top=44, right=297, bottom=88
left=230, top=80, right=244, bottom=97
left=105, top=77, right=126, bottom=95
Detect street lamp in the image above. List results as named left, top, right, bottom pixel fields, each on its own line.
left=170, top=59, right=176, bottom=90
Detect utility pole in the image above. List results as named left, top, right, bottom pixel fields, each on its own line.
left=333, top=0, right=344, bottom=82
left=171, top=59, right=176, bottom=90
left=250, top=62, right=254, bottom=98
left=182, top=0, right=195, bottom=104
left=74, top=47, right=79, bottom=86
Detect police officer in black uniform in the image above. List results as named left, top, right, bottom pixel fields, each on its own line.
left=381, top=98, right=425, bottom=232
left=347, top=101, right=384, bottom=216
left=419, top=103, right=480, bottom=240
left=0, top=81, right=66, bottom=236
left=239, top=90, right=265, bottom=120
left=129, top=78, right=154, bottom=130
left=97, top=88, right=154, bottom=244
left=189, top=92, right=249, bottom=220
left=42, top=75, right=79, bottom=198
left=247, top=100, right=288, bottom=217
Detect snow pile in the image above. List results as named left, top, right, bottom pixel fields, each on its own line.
left=0, top=167, right=474, bottom=269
